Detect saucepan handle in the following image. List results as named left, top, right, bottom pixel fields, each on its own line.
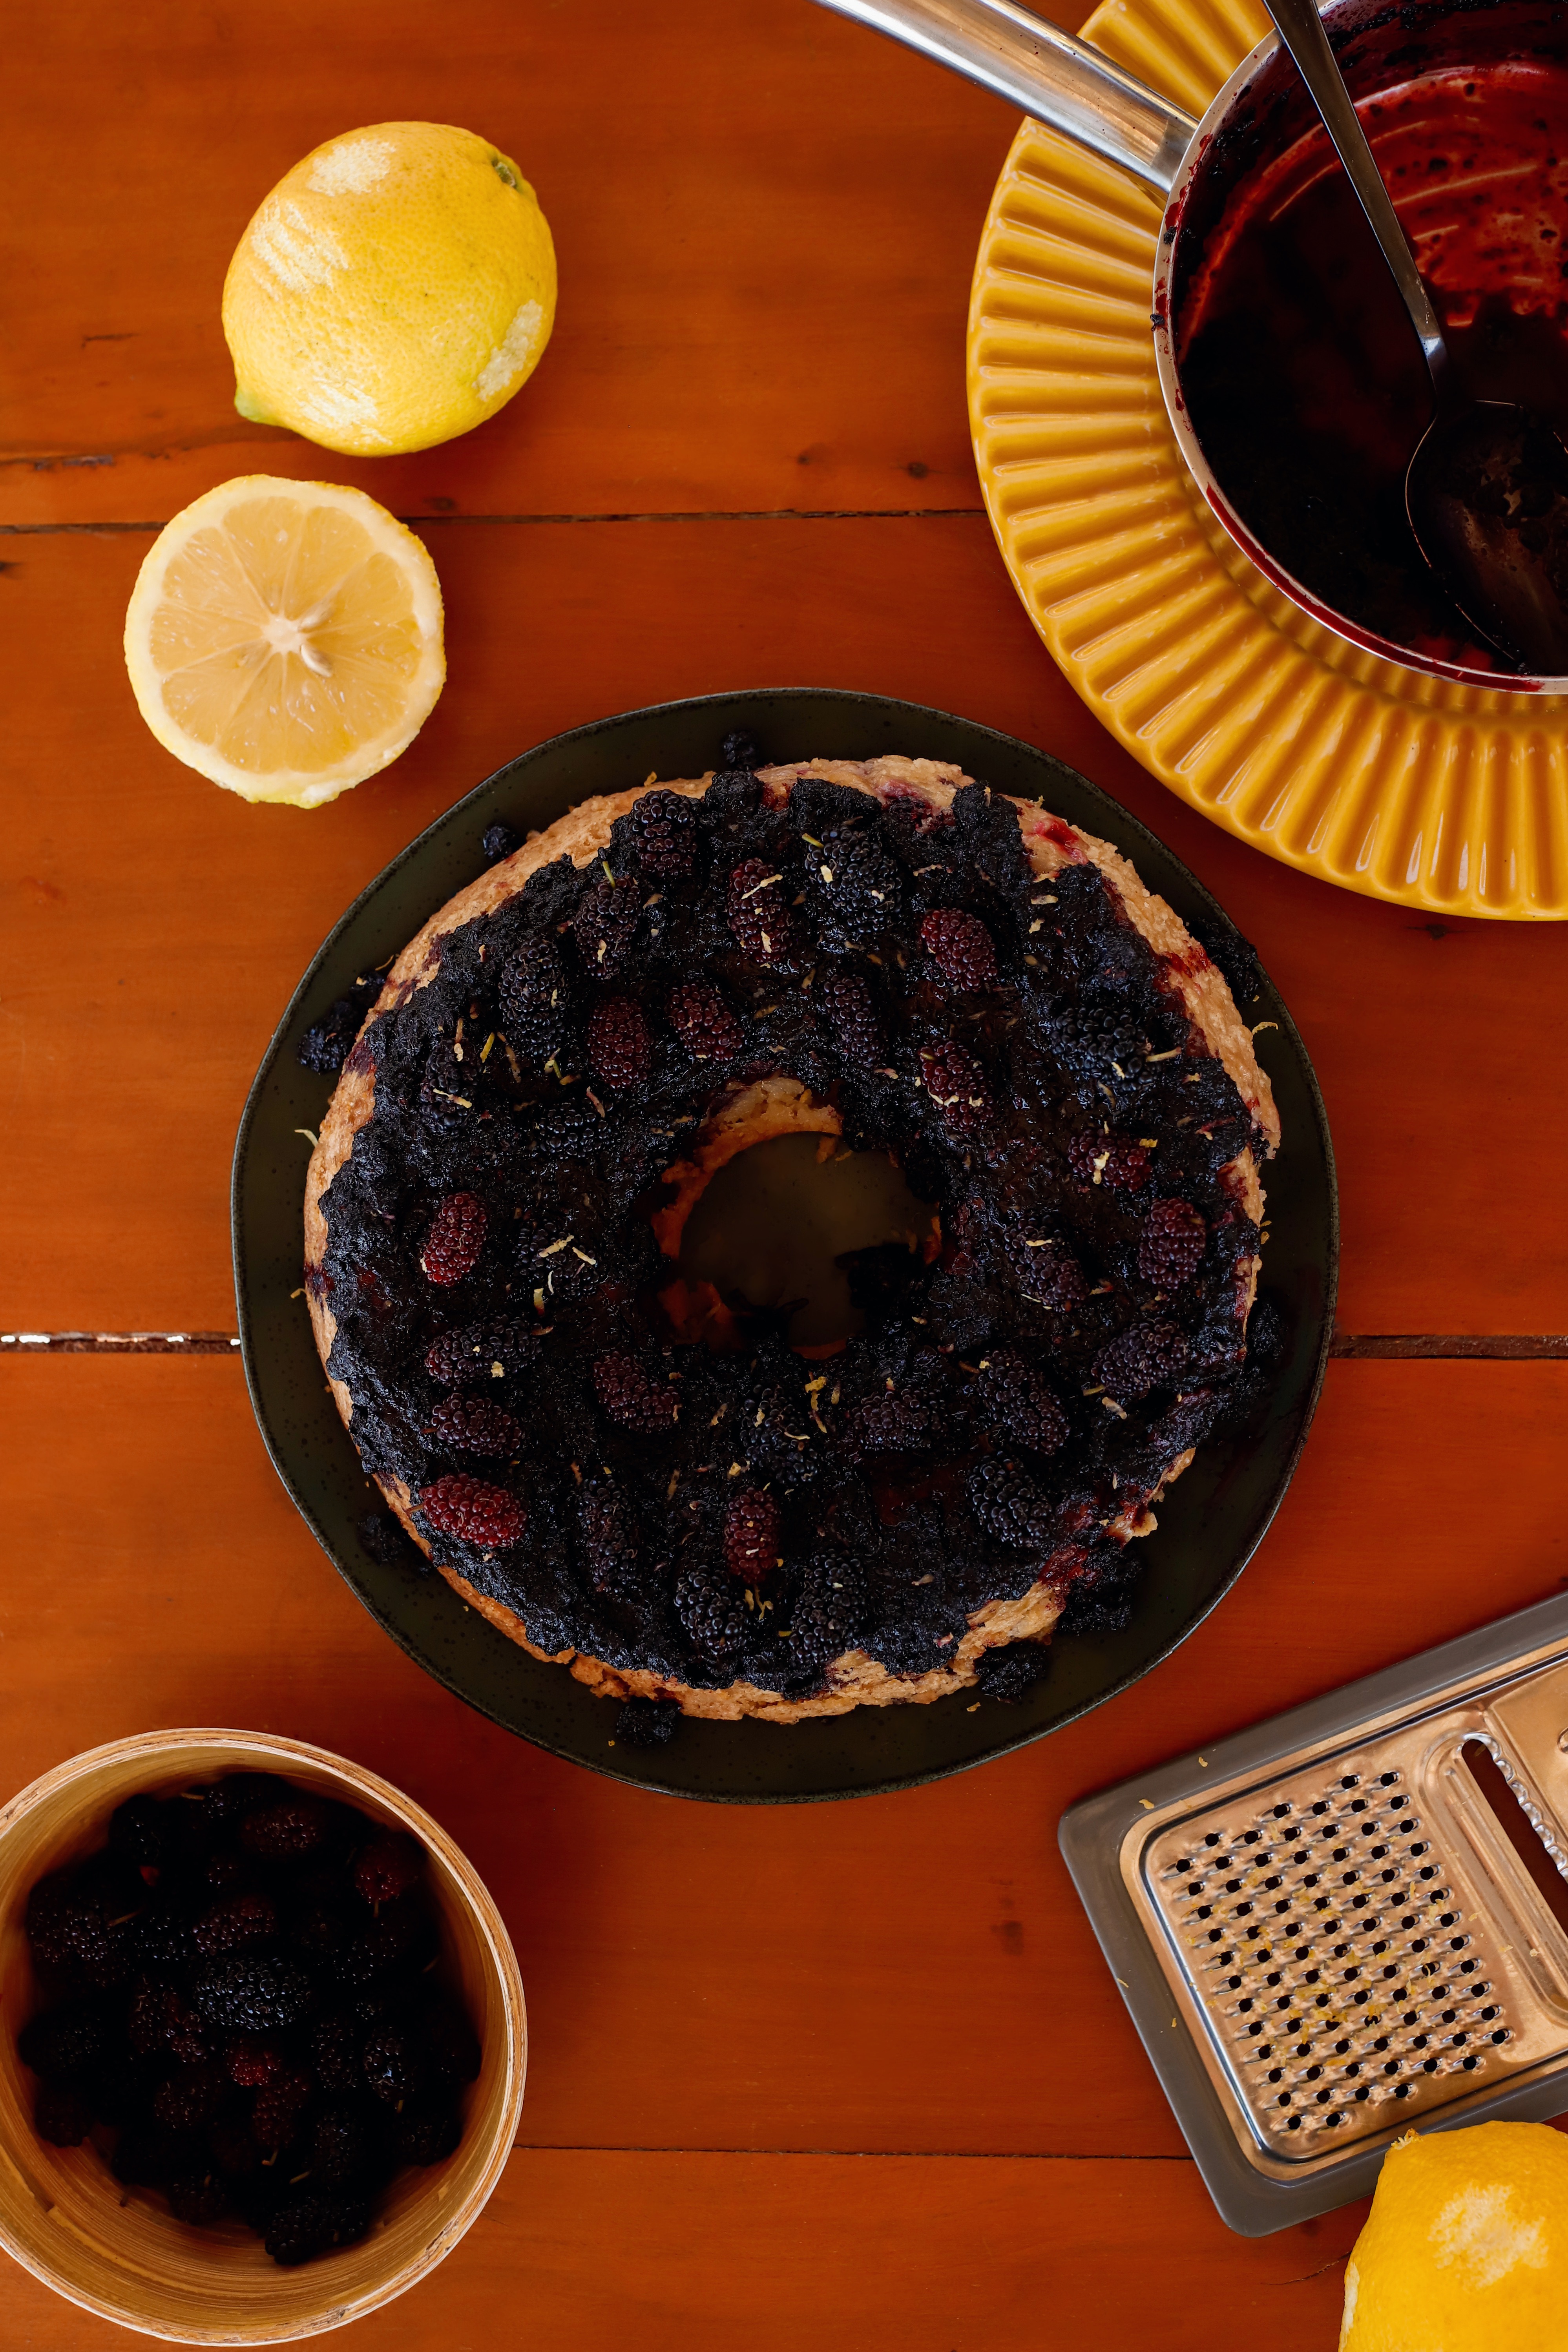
left=812, top=0, right=1197, bottom=195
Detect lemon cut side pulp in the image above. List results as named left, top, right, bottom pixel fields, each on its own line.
left=124, top=476, right=444, bottom=806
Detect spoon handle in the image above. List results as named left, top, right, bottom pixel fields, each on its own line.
left=812, top=0, right=1196, bottom=193
left=1262, top=0, right=1449, bottom=391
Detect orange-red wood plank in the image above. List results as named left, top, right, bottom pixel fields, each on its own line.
left=2, top=1354, right=1565, bottom=2171
left=4, top=521, right=1567, bottom=1334
left=0, top=2148, right=1364, bottom=2352
left=0, top=0, right=1048, bottom=528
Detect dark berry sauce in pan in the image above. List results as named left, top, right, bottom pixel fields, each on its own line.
left=1177, top=55, right=1568, bottom=670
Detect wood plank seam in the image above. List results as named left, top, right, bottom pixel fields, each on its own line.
left=0, top=508, right=987, bottom=534
left=8, top=1334, right=1568, bottom=1356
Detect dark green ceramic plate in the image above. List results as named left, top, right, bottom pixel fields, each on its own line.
left=233, top=690, right=1337, bottom=1803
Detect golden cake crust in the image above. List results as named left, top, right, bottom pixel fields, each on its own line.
left=305, top=757, right=1275, bottom=1721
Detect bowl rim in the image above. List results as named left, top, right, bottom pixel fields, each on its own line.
left=0, top=1727, right=526, bottom=2345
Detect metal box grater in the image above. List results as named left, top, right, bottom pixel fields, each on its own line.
left=1059, top=1591, right=1568, bottom=2234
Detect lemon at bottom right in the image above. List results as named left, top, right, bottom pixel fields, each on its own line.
left=1341, top=2122, right=1568, bottom=2350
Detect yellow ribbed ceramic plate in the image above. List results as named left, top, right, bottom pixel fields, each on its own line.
left=967, top=0, right=1568, bottom=918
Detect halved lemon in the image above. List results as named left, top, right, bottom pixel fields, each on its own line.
left=124, top=475, right=445, bottom=807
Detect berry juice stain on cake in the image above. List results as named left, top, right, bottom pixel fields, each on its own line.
left=302, top=749, right=1280, bottom=1722
left=1175, top=54, right=1568, bottom=669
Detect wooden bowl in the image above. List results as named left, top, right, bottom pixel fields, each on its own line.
left=0, top=1730, right=526, bottom=2342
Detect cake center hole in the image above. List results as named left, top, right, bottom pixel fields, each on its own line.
left=676, top=1133, right=937, bottom=1351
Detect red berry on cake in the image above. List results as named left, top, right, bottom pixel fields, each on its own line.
left=1137, top=1198, right=1207, bottom=1287
left=592, top=1350, right=679, bottom=1432
left=428, top=1392, right=522, bottom=1458
left=722, top=1486, right=781, bottom=1581
left=727, top=858, right=798, bottom=965
left=587, top=996, right=652, bottom=1089
left=418, top=1473, right=526, bottom=1547
left=668, top=981, right=743, bottom=1060
left=920, top=907, right=997, bottom=987
left=420, top=1191, right=486, bottom=1285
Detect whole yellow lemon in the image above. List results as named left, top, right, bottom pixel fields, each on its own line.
left=1340, top=2122, right=1568, bottom=2351
left=222, top=121, right=556, bottom=456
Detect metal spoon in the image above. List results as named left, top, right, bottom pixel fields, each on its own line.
left=1263, top=0, right=1568, bottom=674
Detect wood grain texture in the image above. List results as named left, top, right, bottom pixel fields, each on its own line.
left=2, top=1353, right=1564, bottom=2182
left=5, top=521, right=1568, bottom=1333
left=0, top=2146, right=1365, bottom=2352
left=0, top=0, right=1051, bottom=529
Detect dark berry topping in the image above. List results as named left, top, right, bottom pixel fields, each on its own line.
left=586, top=996, right=653, bottom=1090
left=423, top=1316, right=533, bottom=1385
left=668, top=980, right=743, bottom=1061
left=850, top=1389, right=930, bottom=1453
left=788, top=1562, right=867, bottom=1670
left=1067, top=1131, right=1152, bottom=1191
left=974, top=1351, right=1068, bottom=1455
left=809, top=830, right=900, bottom=935
left=573, top=876, right=640, bottom=977
left=428, top=1392, right=523, bottom=1459
left=722, top=1486, right=781, bottom=1582
left=480, top=820, right=521, bottom=864
left=314, top=734, right=1270, bottom=1711
left=418, top=1473, right=527, bottom=1548
left=578, top=1488, right=642, bottom=1597
left=719, top=728, right=763, bottom=771
left=967, top=1458, right=1052, bottom=1550
left=816, top=969, right=880, bottom=1064
left=920, top=907, right=997, bottom=987
left=358, top=1515, right=417, bottom=1576
left=1137, top=1197, right=1207, bottom=1287
left=628, top=789, right=697, bottom=876
left=974, top=1642, right=1051, bottom=1702
left=296, top=972, right=380, bottom=1075
left=497, top=938, right=570, bottom=1069
left=592, top=1351, right=679, bottom=1432
left=674, top=1558, right=751, bottom=1658
left=1093, top=1319, right=1189, bottom=1401
left=727, top=858, right=798, bottom=965
left=920, top=1042, right=991, bottom=1133
left=615, top=1698, right=681, bottom=1748
left=420, top=1191, right=486, bottom=1286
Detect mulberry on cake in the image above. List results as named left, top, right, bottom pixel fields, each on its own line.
left=303, top=746, right=1279, bottom=1722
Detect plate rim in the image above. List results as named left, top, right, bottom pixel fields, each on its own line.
left=232, top=686, right=1339, bottom=1802
left=966, top=0, right=1568, bottom=921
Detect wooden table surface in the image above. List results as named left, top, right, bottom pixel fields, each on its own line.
left=6, top=2, right=1568, bottom=2344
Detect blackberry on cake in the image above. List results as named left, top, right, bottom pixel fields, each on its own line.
left=303, top=749, right=1279, bottom=1724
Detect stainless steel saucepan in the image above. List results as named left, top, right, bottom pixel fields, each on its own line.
left=814, top=0, right=1568, bottom=692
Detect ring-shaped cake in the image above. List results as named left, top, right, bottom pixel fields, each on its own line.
left=303, top=744, right=1279, bottom=1726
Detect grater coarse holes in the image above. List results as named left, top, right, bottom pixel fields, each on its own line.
left=1060, top=1593, right=1568, bottom=2233
left=1149, top=1757, right=1510, bottom=2154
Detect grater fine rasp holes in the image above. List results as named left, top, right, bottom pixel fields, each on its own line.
left=1156, top=1762, right=1517, bottom=2153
